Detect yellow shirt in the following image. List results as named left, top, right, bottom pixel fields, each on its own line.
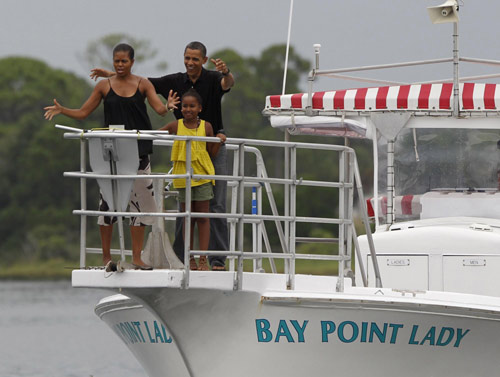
left=171, top=119, right=215, bottom=189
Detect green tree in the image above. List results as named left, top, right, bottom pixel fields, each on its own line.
left=0, top=57, right=101, bottom=262
left=82, top=33, right=167, bottom=72
left=208, top=45, right=372, bottom=251
left=210, top=44, right=310, bottom=140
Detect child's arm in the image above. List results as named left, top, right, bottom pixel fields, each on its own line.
left=159, top=120, right=178, bottom=134
left=205, top=121, right=224, bottom=158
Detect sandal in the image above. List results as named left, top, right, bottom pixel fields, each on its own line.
left=190, top=256, right=198, bottom=271
left=211, top=264, right=226, bottom=271
left=198, top=256, right=209, bottom=271
left=132, top=263, right=153, bottom=270
left=105, top=260, right=117, bottom=272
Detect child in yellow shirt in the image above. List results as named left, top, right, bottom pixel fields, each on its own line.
left=160, top=89, right=224, bottom=270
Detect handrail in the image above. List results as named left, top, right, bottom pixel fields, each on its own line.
left=58, top=125, right=380, bottom=291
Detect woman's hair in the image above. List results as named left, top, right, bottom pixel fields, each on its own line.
left=182, top=88, right=203, bottom=106
left=113, top=43, right=135, bottom=60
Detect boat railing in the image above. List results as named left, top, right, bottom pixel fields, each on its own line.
left=57, top=124, right=381, bottom=291
left=305, top=52, right=500, bottom=117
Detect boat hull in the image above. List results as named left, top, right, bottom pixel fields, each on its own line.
left=96, top=284, right=500, bottom=377
left=95, top=295, right=190, bottom=377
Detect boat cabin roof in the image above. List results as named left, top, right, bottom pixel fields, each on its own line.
left=264, top=83, right=500, bottom=138
left=264, top=83, right=500, bottom=114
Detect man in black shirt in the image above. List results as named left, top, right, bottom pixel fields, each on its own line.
left=91, top=41, right=235, bottom=270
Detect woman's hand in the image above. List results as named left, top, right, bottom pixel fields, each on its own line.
left=44, top=99, right=63, bottom=120
left=166, top=89, right=180, bottom=112
left=89, top=68, right=114, bottom=81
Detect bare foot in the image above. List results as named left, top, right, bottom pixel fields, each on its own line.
left=190, top=257, right=198, bottom=271
left=198, top=256, right=209, bottom=271
left=132, top=259, right=153, bottom=270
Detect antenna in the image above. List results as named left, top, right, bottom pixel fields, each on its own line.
left=427, top=0, right=460, bottom=116
left=282, top=0, right=294, bottom=95
left=313, top=44, right=321, bottom=70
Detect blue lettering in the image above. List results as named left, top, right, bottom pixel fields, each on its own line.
left=454, top=328, right=470, bottom=348
left=369, top=322, right=387, bottom=343
left=409, top=325, right=419, bottom=345
left=130, top=322, right=142, bottom=343
left=124, top=323, right=137, bottom=343
left=255, top=319, right=272, bottom=343
left=360, top=322, right=368, bottom=343
left=144, top=321, right=156, bottom=343
left=389, top=324, right=404, bottom=344
left=338, top=321, right=359, bottom=343
left=321, top=321, right=336, bottom=342
left=436, top=327, right=454, bottom=346
left=275, top=320, right=294, bottom=343
left=132, top=321, right=145, bottom=343
left=290, top=320, right=308, bottom=343
left=161, top=324, right=173, bottom=343
left=154, top=321, right=165, bottom=343
left=114, top=324, right=129, bottom=344
left=420, top=327, right=436, bottom=346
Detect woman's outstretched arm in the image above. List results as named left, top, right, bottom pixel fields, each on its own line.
left=44, top=81, right=106, bottom=120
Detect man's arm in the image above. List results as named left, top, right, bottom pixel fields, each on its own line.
left=210, top=58, right=235, bottom=91
left=90, top=68, right=115, bottom=81
left=205, top=121, right=223, bottom=157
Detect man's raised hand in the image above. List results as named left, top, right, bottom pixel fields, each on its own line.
left=210, top=58, right=229, bottom=75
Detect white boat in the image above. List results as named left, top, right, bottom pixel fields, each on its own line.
left=66, top=2, right=500, bottom=376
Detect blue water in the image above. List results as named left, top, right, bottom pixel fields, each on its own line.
left=0, top=280, right=146, bottom=377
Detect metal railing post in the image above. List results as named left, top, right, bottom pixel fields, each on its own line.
left=229, top=149, right=239, bottom=271
left=344, top=151, right=355, bottom=281
left=182, top=140, right=192, bottom=289
left=453, top=22, right=460, bottom=117
left=284, top=141, right=290, bottom=280
left=353, top=155, right=382, bottom=288
left=387, top=140, right=395, bottom=225
left=337, top=150, right=346, bottom=292
left=289, top=146, right=297, bottom=290
left=79, top=138, right=87, bottom=268
left=235, top=143, right=245, bottom=290
left=256, top=162, right=264, bottom=272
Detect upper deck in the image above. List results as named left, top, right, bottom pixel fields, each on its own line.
left=60, top=126, right=380, bottom=292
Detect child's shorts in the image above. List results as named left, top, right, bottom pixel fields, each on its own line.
left=178, top=182, right=214, bottom=203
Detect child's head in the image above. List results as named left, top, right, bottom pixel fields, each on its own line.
left=181, top=89, right=203, bottom=120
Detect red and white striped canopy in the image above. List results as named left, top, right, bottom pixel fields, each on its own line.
left=265, top=83, right=500, bottom=112
left=366, top=195, right=422, bottom=218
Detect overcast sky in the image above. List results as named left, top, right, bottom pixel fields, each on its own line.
left=3, top=0, right=500, bottom=91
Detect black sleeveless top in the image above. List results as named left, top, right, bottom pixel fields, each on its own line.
left=104, top=79, right=153, bottom=157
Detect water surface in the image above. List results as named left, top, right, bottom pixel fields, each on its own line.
left=0, top=280, right=146, bottom=377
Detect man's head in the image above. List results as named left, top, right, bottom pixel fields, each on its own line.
left=184, top=41, right=208, bottom=79
left=184, top=41, right=207, bottom=58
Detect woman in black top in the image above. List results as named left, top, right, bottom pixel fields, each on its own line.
left=44, top=43, right=178, bottom=270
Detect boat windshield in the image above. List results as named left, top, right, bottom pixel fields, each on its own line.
left=376, top=127, right=500, bottom=223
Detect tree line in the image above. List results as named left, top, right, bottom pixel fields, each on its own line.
left=0, top=44, right=372, bottom=264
